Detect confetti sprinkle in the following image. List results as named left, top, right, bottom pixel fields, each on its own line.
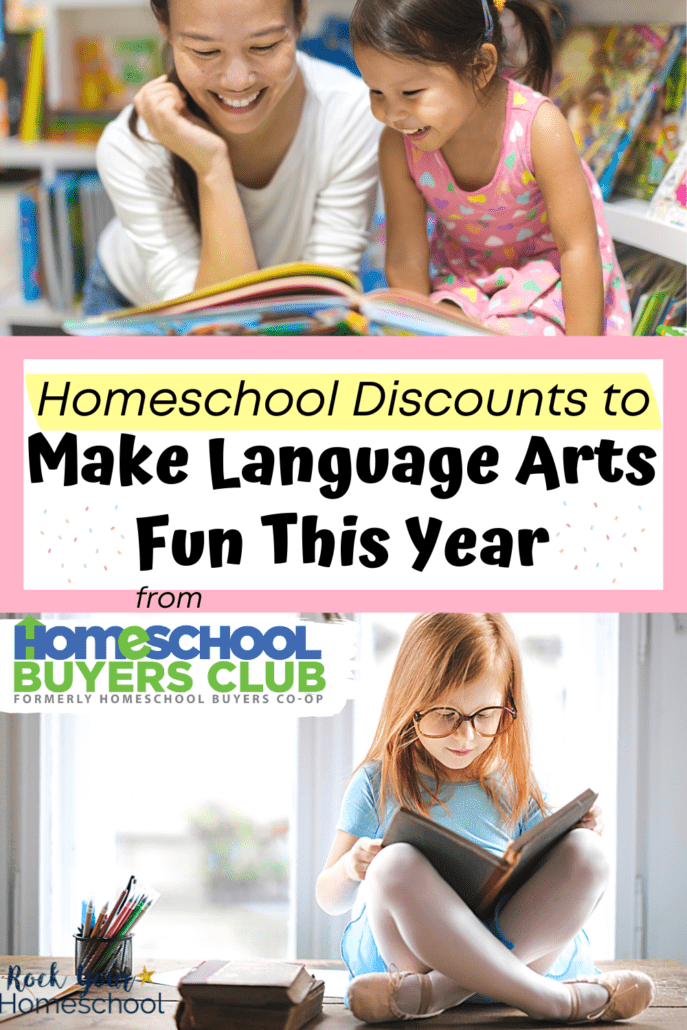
left=566, top=523, right=571, bottom=528
left=111, top=526, right=115, bottom=530
left=68, top=579, right=71, bottom=583
left=85, top=506, right=89, bottom=511
left=559, top=549, right=564, bottom=553
left=596, top=563, right=599, bottom=567
left=65, top=519, right=69, bottom=524
left=563, top=501, right=567, bottom=506
left=115, top=505, right=118, bottom=510
left=40, top=531, right=44, bottom=535
left=117, top=550, right=122, bottom=555
left=620, top=563, right=623, bottom=568
left=634, top=547, right=637, bottom=552
left=638, top=506, right=642, bottom=510
left=556, top=532, right=560, bottom=537
left=48, top=549, right=51, bottom=553
left=622, top=533, right=626, bottom=538
left=614, top=516, right=618, bottom=521
left=58, top=535, right=62, bottom=540
left=43, top=510, right=47, bottom=514
left=594, top=502, right=598, bottom=508
left=574, top=565, right=578, bottom=570
left=583, top=547, right=587, bottom=552
left=606, top=535, right=609, bottom=540
left=89, top=528, right=92, bottom=533
left=104, top=566, right=108, bottom=571
left=612, top=579, right=616, bottom=584
left=83, top=564, right=87, bottom=568
left=590, top=525, right=594, bottom=530
left=641, top=528, right=645, bottom=533
left=74, top=537, right=77, bottom=542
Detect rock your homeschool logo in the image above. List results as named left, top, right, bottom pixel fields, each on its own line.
left=0, top=961, right=175, bottom=1019
left=2, top=616, right=358, bottom=716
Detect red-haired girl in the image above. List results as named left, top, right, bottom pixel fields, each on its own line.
left=317, top=614, right=653, bottom=1023
left=349, top=0, right=631, bottom=335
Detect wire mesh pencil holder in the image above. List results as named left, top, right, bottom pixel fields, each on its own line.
left=74, top=933, right=133, bottom=980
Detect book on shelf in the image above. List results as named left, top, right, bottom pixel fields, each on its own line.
left=178, top=960, right=315, bottom=1007
left=12, top=171, right=115, bottom=309
left=62, top=262, right=500, bottom=336
left=75, top=34, right=164, bottom=110
left=646, top=139, right=687, bottom=230
left=382, top=788, right=597, bottom=919
left=175, top=975, right=324, bottom=1030
left=615, top=50, right=686, bottom=201
left=617, top=244, right=686, bottom=335
left=17, top=180, right=40, bottom=301
left=551, top=23, right=687, bottom=199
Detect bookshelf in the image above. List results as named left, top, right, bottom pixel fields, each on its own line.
left=0, top=0, right=685, bottom=334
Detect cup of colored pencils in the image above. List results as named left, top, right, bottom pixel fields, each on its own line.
left=74, top=879, right=160, bottom=980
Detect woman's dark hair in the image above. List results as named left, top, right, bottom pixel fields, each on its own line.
left=349, top=0, right=556, bottom=95
left=128, top=0, right=306, bottom=233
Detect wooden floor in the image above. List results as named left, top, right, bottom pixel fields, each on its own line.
left=318, top=961, right=686, bottom=1029
left=1, top=957, right=683, bottom=1028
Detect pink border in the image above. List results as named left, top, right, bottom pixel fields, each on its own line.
left=3, top=336, right=679, bottom=613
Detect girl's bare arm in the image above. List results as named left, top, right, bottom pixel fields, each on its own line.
left=531, top=102, right=604, bottom=337
left=316, top=830, right=383, bottom=915
left=379, top=128, right=431, bottom=296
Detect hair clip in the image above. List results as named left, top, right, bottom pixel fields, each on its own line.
left=494, top=0, right=507, bottom=10
left=480, top=0, right=494, bottom=40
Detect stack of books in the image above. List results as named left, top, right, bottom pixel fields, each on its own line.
left=175, top=960, right=325, bottom=1030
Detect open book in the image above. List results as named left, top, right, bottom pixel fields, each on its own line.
left=62, top=262, right=498, bottom=337
left=382, top=788, right=597, bottom=919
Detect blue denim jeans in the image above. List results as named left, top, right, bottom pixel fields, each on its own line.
left=82, top=255, right=132, bottom=316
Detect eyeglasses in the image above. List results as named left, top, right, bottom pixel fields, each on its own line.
left=413, top=704, right=517, bottom=739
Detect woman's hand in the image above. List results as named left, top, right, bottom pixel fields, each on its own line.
left=134, top=75, right=230, bottom=179
left=578, top=803, right=604, bottom=836
left=343, top=837, right=384, bottom=881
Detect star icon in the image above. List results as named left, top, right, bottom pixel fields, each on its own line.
left=137, top=966, right=155, bottom=985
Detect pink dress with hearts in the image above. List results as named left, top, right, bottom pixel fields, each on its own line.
left=403, top=78, right=630, bottom=335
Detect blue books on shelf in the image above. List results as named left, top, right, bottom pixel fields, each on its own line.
left=17, top=186, right=40, bottom=302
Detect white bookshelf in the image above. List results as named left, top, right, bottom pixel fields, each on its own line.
left=0, top=0, right=685, bottom=333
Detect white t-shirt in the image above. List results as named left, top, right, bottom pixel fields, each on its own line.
left=95, top=53, right=381, bottom=305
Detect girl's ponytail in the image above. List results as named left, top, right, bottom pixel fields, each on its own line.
left=499, top=0, right=557, bottom=94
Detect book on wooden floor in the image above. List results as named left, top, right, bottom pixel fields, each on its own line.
left=178, top=960, right=315, bottom=1007
left=175, top=979, right=325, bottom=1030
left=61, top=262, right=500, bottom=337
left=382, top=788, right=597, bottom=919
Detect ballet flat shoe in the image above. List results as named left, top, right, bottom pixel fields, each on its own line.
left=565, top=970, right=655, bottom=1022
left=345, top=967, right=442, bottom=1023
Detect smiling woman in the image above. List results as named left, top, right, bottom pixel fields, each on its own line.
left=86, top=0, right=381, bottom=312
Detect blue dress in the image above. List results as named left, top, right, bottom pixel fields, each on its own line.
left=337, top=763, right=596, bottom=999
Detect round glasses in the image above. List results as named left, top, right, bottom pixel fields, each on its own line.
left=413, top=705, right=517, bottom=739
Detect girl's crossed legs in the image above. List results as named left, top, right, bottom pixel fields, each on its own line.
left=361, top=829, right=610, bottom=1021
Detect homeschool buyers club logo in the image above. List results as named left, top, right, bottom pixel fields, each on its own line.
left=12, top=618, right=327, bottom=706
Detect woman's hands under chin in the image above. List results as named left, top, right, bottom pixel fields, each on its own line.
left=134, top=75, right=231, bottom=179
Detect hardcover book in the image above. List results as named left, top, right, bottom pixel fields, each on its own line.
left=178, top=960, right=315, bottom=1007
left=175, top=979, right=325, bottom=1030
left=382, top=788, right=597, bottom=919
left=62, top=262, right=500, bottom=337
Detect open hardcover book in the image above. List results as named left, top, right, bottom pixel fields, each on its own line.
left=382, top=788, right=597, bottom=919
left=62, top=263, right=499, bottom=337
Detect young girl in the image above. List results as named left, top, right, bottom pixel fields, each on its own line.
left=86, top=0, right=380, bottom=312
left=349, top=0, right=631, bottom=336
left=317, top=614, right=654, bottom=1023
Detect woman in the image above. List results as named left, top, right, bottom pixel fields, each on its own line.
left=85, top=0, right=381, bottom=312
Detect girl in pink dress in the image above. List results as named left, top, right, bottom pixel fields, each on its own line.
left=350, top=0, right=631, bottom=336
